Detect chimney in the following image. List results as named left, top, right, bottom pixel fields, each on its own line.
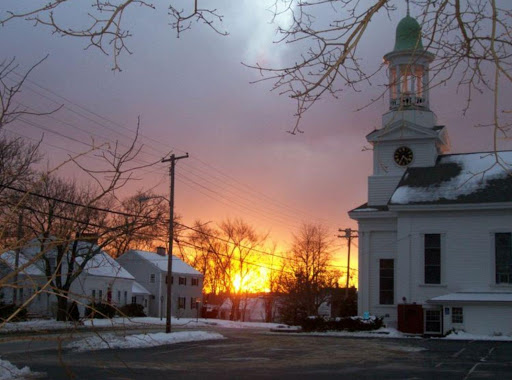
left=156, top=246, right=166, bottom=256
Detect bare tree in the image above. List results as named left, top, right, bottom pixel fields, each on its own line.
left=103, top=191, right=168, bottom=256
left=2, top=1, right=510, bottom=137
left=183, top=218, right=268, bottom=320
left=0, top=1, right=227, bottom=72
left=279, top=223, right=340, bottom=325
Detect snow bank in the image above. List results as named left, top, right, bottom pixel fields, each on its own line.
left=1, top=317, right=284, bottom=333
left=67, top=331, right=224, bottom=352
left=442, top=331, right=512, bottom=341
left=300, top=327, right=410, bottom=339
left=0, top=357, right=41, bottom=379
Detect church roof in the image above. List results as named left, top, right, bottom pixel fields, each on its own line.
left=389, top=151, right=512, bottom=206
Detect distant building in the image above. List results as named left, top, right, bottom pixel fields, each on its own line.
left=349, top=13, right=512, bottom=336
left=116, top=248, right=203, bottom=318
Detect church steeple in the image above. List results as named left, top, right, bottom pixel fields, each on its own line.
left=383, top=12, right=434, bottom=114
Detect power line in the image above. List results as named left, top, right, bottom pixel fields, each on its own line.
left=3, top=184, right=356, bottom=273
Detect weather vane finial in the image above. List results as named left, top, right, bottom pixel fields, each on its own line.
left=406, top=0, right=410, bottom=16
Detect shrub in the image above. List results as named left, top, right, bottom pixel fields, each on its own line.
left=86, top=302, right=116, bottom=319
left=301, top=316, right=384, bottom=332
left=0, top=303, right=28, bottom=322
left=119, top=303, right=146, bottom=317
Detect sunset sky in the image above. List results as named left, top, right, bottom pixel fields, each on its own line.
left=2, top=0, right=510, bottom=281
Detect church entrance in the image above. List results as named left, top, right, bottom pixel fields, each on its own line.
left=397, top=304, right=423, bottom=334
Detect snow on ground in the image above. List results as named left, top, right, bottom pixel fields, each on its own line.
left=299, top=327, right=411, bottom=339
left=3, top=318, right=512, bottom=342
left=441, top=331, right=512, bottom=341
left=67, top=331, right=225, bottom=352
left=1, top=317, right=284, bottom=333
left=0, top=357, right=43, bottom=380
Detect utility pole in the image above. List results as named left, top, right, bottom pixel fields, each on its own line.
left=338, top=228, right=358, bottom=299
left=161, top=153, right=188, bottom=334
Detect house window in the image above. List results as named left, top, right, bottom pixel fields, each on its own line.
left=425, top=234, right=441, bottom=284
left=179, top=277, right=187, bottom=286
left=191, top=297, right=197, bottom=309
left=191, top=278, right=199, bottom=286
left=99, top=290, right=103, bottom=301
left=150, top=273, right=156, bottom=284
left=425, top=309, right=442, bottom=334
left=144, top=299, right=148, bottom=307
left=117, top=290, right=121, bottom=303
left=124, top=291, right=128, bottom=305
left=91, top=289, right=96, bottom=301
left=379, top=259, right=394, bottom=305
left=131, top=296, right=137, bottom=304
left=452, top=307, right=463, bottom=324
left=178, top=297, right=186, bottom=309
left=165, top=275, right=174, bottom=284
left=495, top=233, right=512, bottom=284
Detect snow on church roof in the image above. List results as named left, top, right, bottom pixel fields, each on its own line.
left=127, top=250, right=202, bottom=276
left=390, top=151, right=512, bottom=206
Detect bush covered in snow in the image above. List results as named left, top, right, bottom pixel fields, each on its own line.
left=301, top=316, right=383, bottom=332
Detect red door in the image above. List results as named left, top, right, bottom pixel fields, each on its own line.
left=397, top=304, right=424, bottom=334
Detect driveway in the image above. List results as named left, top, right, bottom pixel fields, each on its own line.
left=2, top=327, right=512, bottom=379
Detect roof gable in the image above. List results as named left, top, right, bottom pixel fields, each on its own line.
left=367, top=121, right=441, bottom=143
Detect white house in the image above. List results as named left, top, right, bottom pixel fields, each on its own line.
left=116, top=247, right=203, bottom=318
left=0, top=251, right=49, bottom=316
left=1, top=240, right=150, bottom=318
left=349, top=13, right=512, bottom=336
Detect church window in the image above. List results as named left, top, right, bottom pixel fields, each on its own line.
left=424, top=234, right=441, bottom=284
left=495, top=233, right=512, bottom=284
left=379, top=259, right=394, bottom=305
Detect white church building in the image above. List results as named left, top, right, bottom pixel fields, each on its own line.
left=349, top=13, right=512, bottom=336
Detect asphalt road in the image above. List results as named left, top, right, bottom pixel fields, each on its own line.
left=2, top=327, right=512, bottom=379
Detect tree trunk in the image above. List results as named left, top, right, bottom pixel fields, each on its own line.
left=56, top=293, right=68, bottom=321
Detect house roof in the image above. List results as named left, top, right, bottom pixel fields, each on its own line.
left=125, top=250, right=202, bottom=276
left=132, top=281, right=151, bottom=295
left=429, top=291, right=512, bottom=303
left=0, top=251, right=45, bottom=276
left=389, top=151, right=512, bottom=206
left=19, top=239, right=134, bottom=280
left=82, top=251, right=134, bottom=280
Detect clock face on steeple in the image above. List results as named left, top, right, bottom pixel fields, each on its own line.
left=394, top=146, right=414, bottom=166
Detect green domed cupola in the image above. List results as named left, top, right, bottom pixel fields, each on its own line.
left=383, top=9, right=434, bottom=112
left=394, top=15, right=424, bottom=52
